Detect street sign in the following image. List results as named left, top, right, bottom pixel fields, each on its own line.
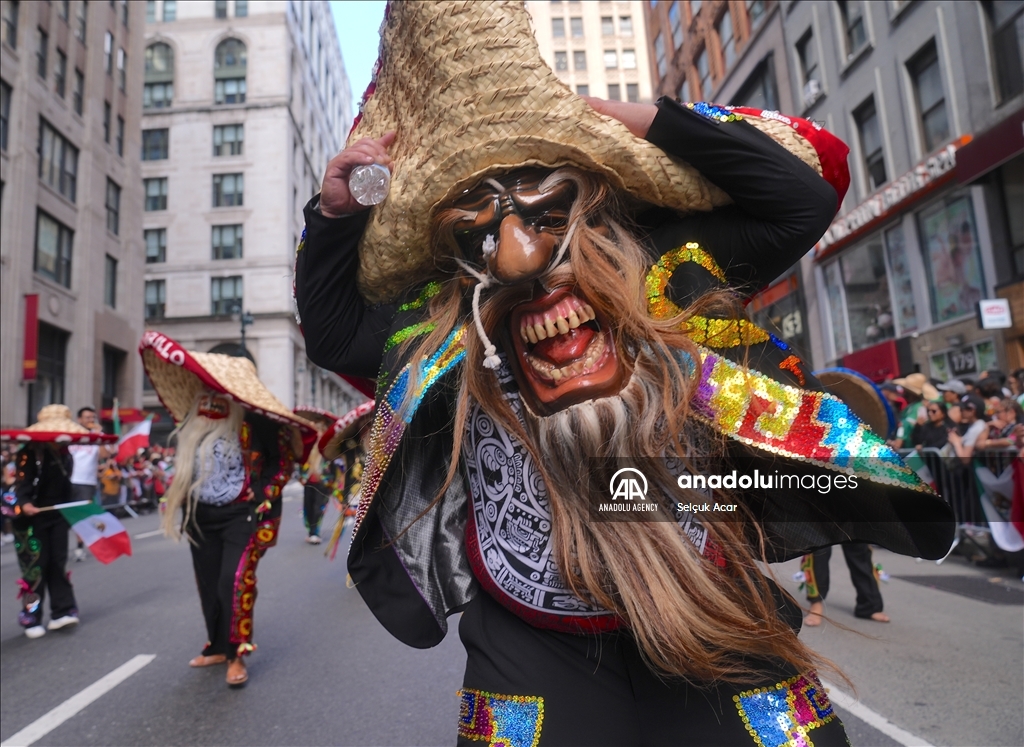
left=977, top=298, right=1012, bottom=329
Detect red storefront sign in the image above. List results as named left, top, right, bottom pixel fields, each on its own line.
left=22, top=294, right=39, bottom=382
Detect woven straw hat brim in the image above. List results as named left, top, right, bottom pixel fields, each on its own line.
left=1, top=404, right=118, bottom=444
left=319, top=401, right=375, bottom=460
left=139, top=332, right=316, bottom=444
left=348, top=1, right=820, bottom=303
left=294, top=406, right=339, bottom=428
left=816, top=370, right=895, bottom=439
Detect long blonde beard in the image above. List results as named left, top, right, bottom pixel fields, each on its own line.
left=161, top=400, right=244, bottom=541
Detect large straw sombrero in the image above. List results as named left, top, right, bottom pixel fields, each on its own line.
left=139, top=331, right=316, bottom=455
left=1, top=404, right=119, bottom=445
left=348, top=0, right=823, bottom=302
left=293, top=406, right=339, bottom=430
left=319, top=401, right=375, bottom=460
left=815, top=368, right=897, bottom=440
left=893, top=372, right=940, bottom=402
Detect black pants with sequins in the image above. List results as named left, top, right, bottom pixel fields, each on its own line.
left=806, top=543, right=884, bottom=618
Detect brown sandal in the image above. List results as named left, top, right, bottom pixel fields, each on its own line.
left=189, top=654, right=227, bottom=667
left=226, top=658, right=248, bottom=686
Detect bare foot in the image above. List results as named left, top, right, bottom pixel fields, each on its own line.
left=804, top=601, right=824, bottom=627
left=869, top=611, right=891, bottom=623
left=226, top=658, right=248, bottom=686
left=189, top=654, right=226, bottom=667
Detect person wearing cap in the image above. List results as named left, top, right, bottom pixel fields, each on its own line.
left=293, top=4, right=952, bottom=742
left=140, top=333, right=314, bottom=687
left=948, top=396, right=989, bottom=463
left=937, top=379, right=966, bottom=423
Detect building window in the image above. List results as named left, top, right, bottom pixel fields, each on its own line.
left=59, top=1, right=70, bottom=21
left=918, top=193, right=985, bottom=323
left=654, top=33, right=666, bottom=79
left=144, top=42, right=174, bottom=108
left=104, top=31, right=113, bottom=74
left=144, top=177, right=168, bottom=211
left=678, top=76, right=690, bottom=102
left=105, top=178, right=120, bottom=235
left=101, top=346, right=124, bottom=410
left=116, top=115, right=124, bottom=156
left=73, top=69, right=84, bottom=114
left=212, top=224, right=243, bottom=259
left=211, top=276, right=243, bottom=315
left=3, top=0, right=18, bottom=49
left=75, top=0, right=87, bottom=41
left=733, top=56, right=779, bottom=111
left=28, top=322, right=69, bottom=424
left=626, top=83, right=639, bottom=103
left=145, top=228, right=166, bottom=263
left=213, top=173, right=243, bottom=207
left=213, top=123, right=243, bottom=156
left=120, top=0, right=128, bottom=25
left=552, top=17, right=565, bottom=38
left=620, top=16, right=633, bottom=36
left=838, top=1, right=867, bottom=58
left=854, top=97, right=886, bottom=190
left=554, top=51, right=568, bottom=71
left=690, top=0, right=702, bottom=18
left=747, top=0, right=766, bottom=29
left=835, top=238, right=895, bottom=352
left=997, top=157, right=1024, bottom=277
left=117, top=48, right=126, bottom=91
left=37, top=28, right=48, bottom=79
left=622, top=49, right=637, bottom=69
left=696, top=47, right=711, bottom=97
left=884, top=223, right=918, bottom=334
left=55, top=49, right=67, bottom=97
left=145, top=279, right=165, bottom=319
left=983, top=1, right=1024, bottom=101
left=0, top=81, right=9, bottom=151
left=718, top=9, right=735, bottom=69
left=215, top=0, right=227, bottom=19
left=604, top=50, right=618, bottom=69
left=576, top=84, right=589, bottom=96
left=796, top=29, right=821, bottom=109
left=39, top=119, right=79, bottom=202
left=573, top=50, right=586, bottom=71
left=214, top=38, right=247, bottom=104
left=146, top=0, right=155, bottom=23
left=103, top=100, right=110, bottom=142
left=908, top=42, right=949, bottom=153
left=669, top=2, right=683, bottom=49
left=602, top=16, right=614, bottom=36
left=104, top=255, right=117, bottom=307
left=570, top=16, right=583, bottom=38
left=608, top=83, right=621, bottom=101
left=34, top=210, right=74, bottom=287
left=142, top=128, right=169, bottom=160
left=163, top=0, right=177, bottom=22
left=236, top=0, right=248, bottom=18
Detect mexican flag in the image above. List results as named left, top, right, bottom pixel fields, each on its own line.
left=60, top=504, right=132, bottom=564
left=116, top=416, right=152, bottom=462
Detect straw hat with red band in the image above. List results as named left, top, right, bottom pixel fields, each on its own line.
left=293, top=406, right=339, bottom=430
left=319, top=401, right=375, bottom=460
left=1, top=404, right=119, bottom=445
left=139, top=331, right=317, bottom=459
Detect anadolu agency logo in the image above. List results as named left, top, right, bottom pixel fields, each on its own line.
left=598, top=468, right=661, bottom=515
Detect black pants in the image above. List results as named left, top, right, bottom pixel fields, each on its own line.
left=303, top=482, right=330, bottom=536
left=188, top=501, right=255, bottom=660
left=457, top=591, right=848, bottom=747
left=805, top=543, right=883, bottom=618
left=13, top=514, right=77, bottom=626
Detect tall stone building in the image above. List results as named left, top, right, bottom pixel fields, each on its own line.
left=1, top=0, right=145, bottom=428
left=526, top=1, right=655, bottom=103
left=140, top=0, right=359, bottom=437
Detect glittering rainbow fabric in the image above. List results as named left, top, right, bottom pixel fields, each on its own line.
left=458, top=689, right=544, bottom=747
left=733, top=671, right=835, bottom=747
left=351, top=326, right=466, bottom=537
left=687, top=101, right=744, bottom=123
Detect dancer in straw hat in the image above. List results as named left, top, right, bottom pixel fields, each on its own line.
left=2, top=405, right=117, bottom=639
left=139, top=332, right=315, bottom=687
left=293, top=406, right=342, bottom=545
left=294, top=2, right=953, bottom=742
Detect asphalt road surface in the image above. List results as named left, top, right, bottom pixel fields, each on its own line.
left=1, top=482, right=1021, bottom=746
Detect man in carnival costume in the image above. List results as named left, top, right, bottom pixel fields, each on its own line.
left=295, top=3, right=954, bottom=744
left=294, top=406, right=343, bottom=545
left=140, top=332, right=315, bottom=687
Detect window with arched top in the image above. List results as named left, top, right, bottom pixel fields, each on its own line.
left=214, top=38, right=247, bottom=104
left=144, top=43, right=173, bottom=109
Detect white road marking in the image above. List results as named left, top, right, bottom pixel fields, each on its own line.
left=823, top=680, right=938, bottom=747
left=1, top=655, right=156, bottom=747
left=133, top=529, right=164, bottom=539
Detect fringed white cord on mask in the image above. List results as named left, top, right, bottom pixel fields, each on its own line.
left=455, top=257, right=502, bottom=370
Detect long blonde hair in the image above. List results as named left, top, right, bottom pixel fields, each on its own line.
left=161, top=397, right=244, bottom=540
left=399, top=168, right=841, bottom=685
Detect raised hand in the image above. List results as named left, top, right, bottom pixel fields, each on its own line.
left=319, top=131, right=397, bottom=218
left=581, top=96, right=658, bottom=139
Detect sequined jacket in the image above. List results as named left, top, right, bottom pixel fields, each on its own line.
left=295, top=98, right=955, bottom=648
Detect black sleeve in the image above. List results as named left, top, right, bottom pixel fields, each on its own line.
left=294, top=200, right=396, bottom=379
left=642, top=97, right=838, bottom=297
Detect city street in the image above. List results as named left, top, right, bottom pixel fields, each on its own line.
left=1, top=482, right=1021, bottom=747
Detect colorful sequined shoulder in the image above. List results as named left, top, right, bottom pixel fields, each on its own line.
left=734, top=671, right=835, bottom=747
left=458, top=688, right=544, bottom=747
